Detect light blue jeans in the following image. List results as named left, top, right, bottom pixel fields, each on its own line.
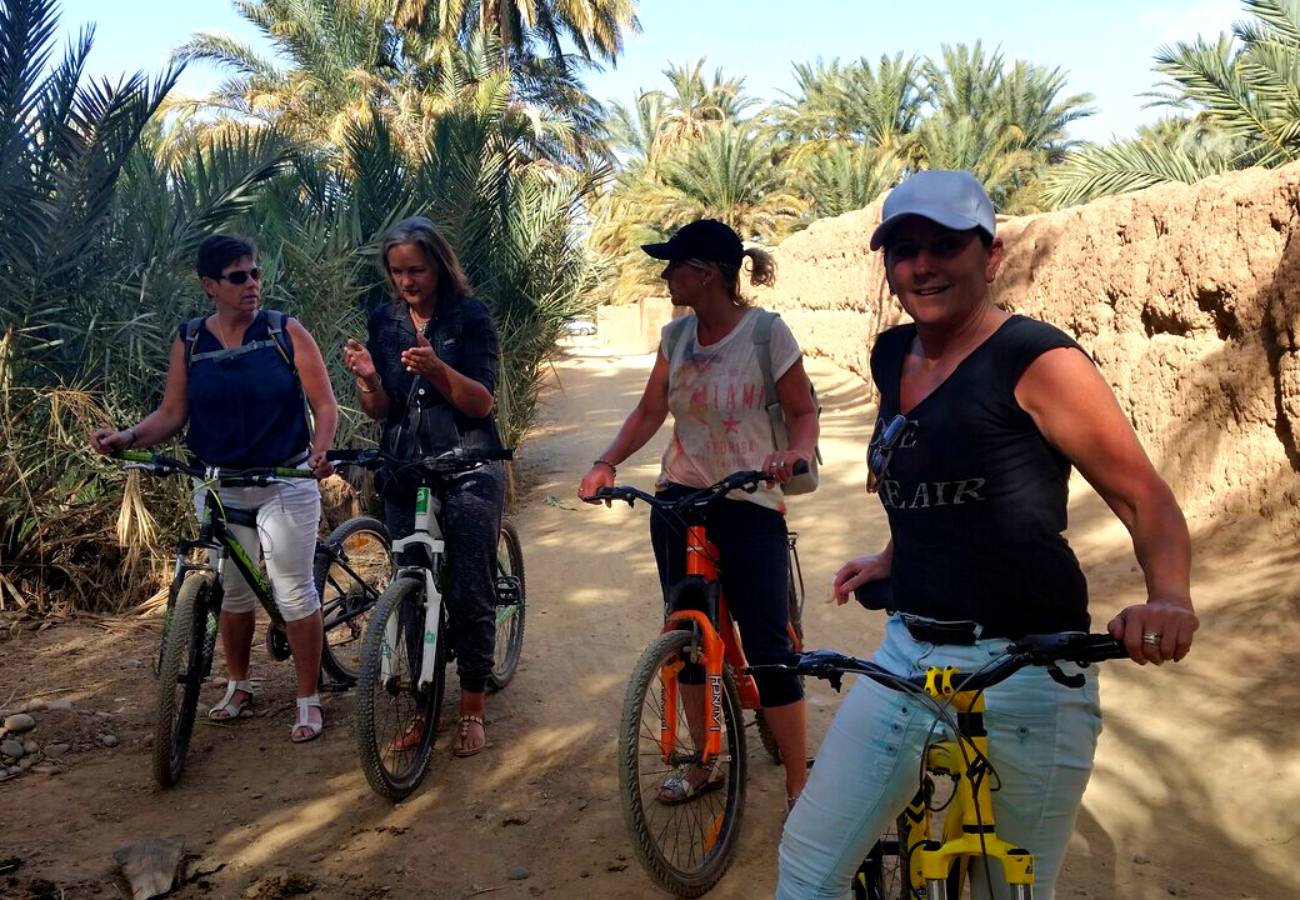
left=777, top=616, right=1103, bottom=900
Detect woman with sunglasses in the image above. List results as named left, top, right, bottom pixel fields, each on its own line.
left=577, top=218, right=819, bottom=814
left=777, top=170, right=1198, bottom=899
left=342, top=216, right=506, bottom=758
left=91, top=234, right=339, bottom=743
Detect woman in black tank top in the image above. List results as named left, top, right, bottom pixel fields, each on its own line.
left=778, top=171, right=1198, bottom=899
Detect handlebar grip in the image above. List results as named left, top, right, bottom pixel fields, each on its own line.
left=117, top=449, right=153, bottom=463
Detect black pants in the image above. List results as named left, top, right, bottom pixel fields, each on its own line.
left=649, top=485, right=803, bottom=708
left=383, top=462, right=506, bottom=694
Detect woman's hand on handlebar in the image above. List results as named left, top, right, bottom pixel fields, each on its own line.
left=578, top=463, right=616, bottom=505
left=1107, top=598, right=1198, bottom=665
left=759, top=448, right=810, bottom=484
left=90, top=427, right=133, bottom=456
left=308, top=448, right=335, bottom=480
left=831, top=553, right=890, bottom=605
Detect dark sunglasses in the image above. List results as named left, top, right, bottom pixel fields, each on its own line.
left=867, top=413, right=913, bottom=493
left=884, top=230, right=978, bottom=262
left=217, top=267, right=262, bottom=285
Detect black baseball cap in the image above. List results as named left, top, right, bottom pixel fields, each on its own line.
left=641, top=219, right=744, bottom=267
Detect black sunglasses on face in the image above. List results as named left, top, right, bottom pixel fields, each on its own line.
left=867, top=413, right=912, bottom=493
left=217, top=267, right=262, bottom=285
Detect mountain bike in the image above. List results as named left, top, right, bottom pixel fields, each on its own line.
left=340, top=447, right=524, bottom=801
left=756, top=631, right=1128, bottom=900
left=593, top=468, right=806, bottom=897
left=117, top=449, right=394, bottom=787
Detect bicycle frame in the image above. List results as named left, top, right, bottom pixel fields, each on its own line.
left=383, top=484, right=445, bottom=690
left=899, top=668, right=1036, bottom=900
left=659, top=523, right=766, bottom=767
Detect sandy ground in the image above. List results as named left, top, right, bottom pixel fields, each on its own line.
left=1, top=339, right=1297, bottom=900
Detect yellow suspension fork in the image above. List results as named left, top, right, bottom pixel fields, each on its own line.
left=915, top=668, right=1036, bottom=900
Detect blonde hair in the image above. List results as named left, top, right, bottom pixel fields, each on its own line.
left=379, top=216, right=473, bottom=306
left=717, top=247, right=776, bottom=308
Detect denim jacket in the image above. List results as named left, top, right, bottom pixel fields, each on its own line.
left=366, top=295, right=504, bottom=458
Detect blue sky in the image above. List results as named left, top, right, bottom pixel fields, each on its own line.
left=55, top=0, right=1245, bottom=144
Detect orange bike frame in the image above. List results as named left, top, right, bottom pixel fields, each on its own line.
left=659, top=524, right=763, bottom=765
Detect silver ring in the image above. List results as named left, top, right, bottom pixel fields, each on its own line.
left=1141, top=631, right=1162, bottom=646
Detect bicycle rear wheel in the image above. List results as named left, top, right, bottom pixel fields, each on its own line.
left=487, top=518, right=525, bottom=691
left=354, top=575, right=444, bottom=801
left=618, top=629, right=747, bottom=897
left=317, top=516, right=393, bottom=686
left=153, top=572, right=218, bottom=788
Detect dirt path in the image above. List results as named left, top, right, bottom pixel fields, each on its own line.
left=1, top=341, right=1296, bottom=900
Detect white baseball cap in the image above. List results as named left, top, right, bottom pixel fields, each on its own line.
left=870, top=170, right=996, bottom=251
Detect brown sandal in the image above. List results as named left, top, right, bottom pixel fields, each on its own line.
left=452, top=714, right=488, bottom=757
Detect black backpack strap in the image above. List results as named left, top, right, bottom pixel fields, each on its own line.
left=182, top=316, right=207, bottom=367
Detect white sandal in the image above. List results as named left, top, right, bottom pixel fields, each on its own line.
left=208, top=680, right=254, bottom=720
left=291, top=694, right=323, bottom=743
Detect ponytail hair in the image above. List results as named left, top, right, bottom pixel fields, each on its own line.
left=718, top=246, right=777, bottom=308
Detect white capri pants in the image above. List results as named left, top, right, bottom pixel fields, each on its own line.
left=193, top=478, right=322, bottom=622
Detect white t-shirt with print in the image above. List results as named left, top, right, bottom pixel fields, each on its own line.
left=658, top=308, right=802, bottom=511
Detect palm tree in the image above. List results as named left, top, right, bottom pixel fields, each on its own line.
left=653, top=59, right=756, bottom=151
left=1045, top=0, right=1300, bottom=205
left=651, top=124, right=804, bottom=241
left=392, top=0, right=641, bottom=66
left=797, top=143, right=903, bottom=219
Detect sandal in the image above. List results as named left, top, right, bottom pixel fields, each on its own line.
left=657, top=760, right=725, bottom=805
left=452, top=714, right=488, bottom=757
left=208, top=680, right=254, bottom=721
left=291, top=694, right=323, bottom=743
left=388, top=715, right=428, bottom=753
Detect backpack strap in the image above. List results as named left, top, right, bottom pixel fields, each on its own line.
left=182, top=316, right=207, bottom=367
left=752, top=310, right=780, bottom=411
left=660, top=315, right=694, bottom=366
left=262, top=309, right=296, bottom=373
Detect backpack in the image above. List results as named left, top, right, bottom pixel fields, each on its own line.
left=661, top=310, right=822, bottom=495
left=182, top=309, right=314, bottom=443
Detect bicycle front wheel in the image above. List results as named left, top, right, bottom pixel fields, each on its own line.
left=853, top=822, right=909, bottom=900
left=354, top=575, right=444, bottom=801
left=487, top=518, right=525, bottom=691
left=317, top=516, right=393, bottom=686
left=618, top=629, right=747, bottom=897
left=153, top=572, right=218, bottom=788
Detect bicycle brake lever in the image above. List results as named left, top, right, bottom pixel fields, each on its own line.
left=1047, top=664, right=1085, bottom=689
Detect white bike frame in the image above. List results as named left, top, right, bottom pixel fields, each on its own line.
left=382, top=485, right=445, bottom=689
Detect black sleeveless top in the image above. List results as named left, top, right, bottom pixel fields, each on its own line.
left=183, top=311, right=311, bottom=468
left=869, top=315, right=1090, bottom=636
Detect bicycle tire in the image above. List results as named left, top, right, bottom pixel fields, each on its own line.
left=317, top=516, right=394, bottom=686
left=153, top=572, right=217, bottom=788
left=487, top=518, right=526, bottom=691
left=618, top=629, right=747, bottom=897
left=354, top=575, right=444, bottom=801
left=854, top=821, right=910, bottom=900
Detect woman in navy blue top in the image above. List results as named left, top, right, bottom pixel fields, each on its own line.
left=778, top=171, right=1198, bottom=899
left=343, top=216, right=506, bottom=758
left=92, top=234, right=339, bottom=744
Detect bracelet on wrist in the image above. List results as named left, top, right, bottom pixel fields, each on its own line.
left=593, top=458, right=617, bottom=475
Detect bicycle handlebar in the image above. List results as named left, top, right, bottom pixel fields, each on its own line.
left=116, top=450, right=314, bottom=485
left=587, top=459, right=810, bottom=514
left=751, top=632, right=1127, bottom=695
left=326, top=446, right=513, bottom=473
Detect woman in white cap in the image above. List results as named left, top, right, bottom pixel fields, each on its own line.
left=777, top=170, right=1197, bottom=898
left=579, top=218, right=818, bottom=812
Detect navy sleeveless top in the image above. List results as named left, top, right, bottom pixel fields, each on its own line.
left=869, top=315, right=1090, bottom=637
left=182, top=311, right=311, bottom=468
